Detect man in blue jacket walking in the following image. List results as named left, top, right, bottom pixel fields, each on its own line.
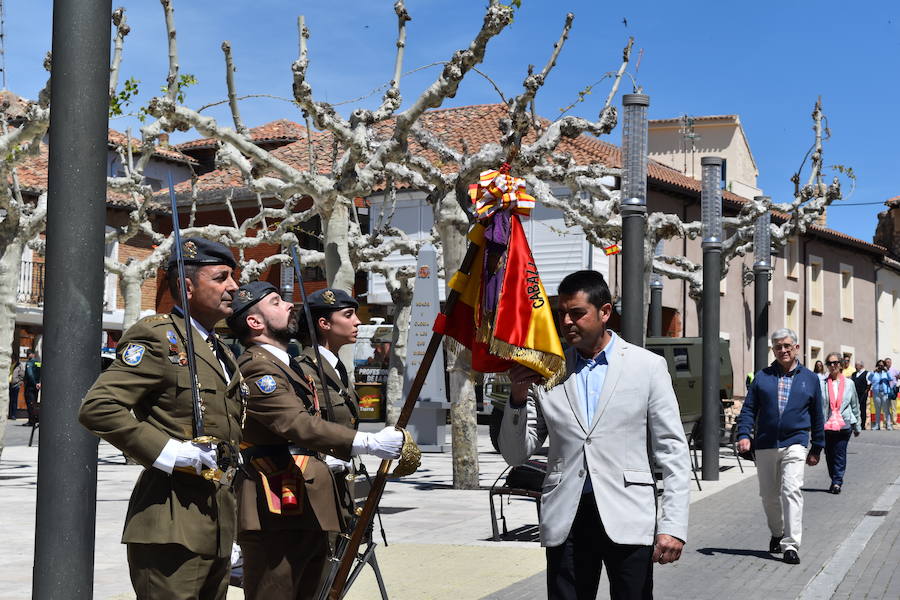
left=737, top=328, right=824, bottom=565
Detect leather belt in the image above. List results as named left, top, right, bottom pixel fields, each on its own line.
left=241, top=443, right=318, bottom=462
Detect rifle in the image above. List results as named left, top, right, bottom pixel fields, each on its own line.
left=319, top=240, right=480, bottom=600
left=166, top=173, right=238, bottom=487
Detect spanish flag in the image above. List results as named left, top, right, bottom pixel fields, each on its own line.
left=434, top=170, right=565, bottom=387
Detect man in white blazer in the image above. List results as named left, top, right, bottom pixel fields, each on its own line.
left=500, top=270, right=690, bottom=600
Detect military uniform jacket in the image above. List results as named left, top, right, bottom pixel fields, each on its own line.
left=237, top=345, right=358, bottom=534
left=296, top=347, right=361, bottom=519
left=79, top=313, right=245, bottom=557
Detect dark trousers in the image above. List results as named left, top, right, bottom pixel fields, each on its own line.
left=824, top=429, right=852, bottom=487
left=23, top=386, right=38, bottom=425
left=546, top=493, right=654, bottom=600
left=240, top=529, right=329, bottom=600
left=127, top=543, right=230, bottom=600
left=8, top=384, right=18, bottom=418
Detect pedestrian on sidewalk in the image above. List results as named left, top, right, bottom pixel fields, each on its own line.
left=841, top=357, right=854, bottom=378
left=813, top=360, right=825, bottom=381
left=868, top=361, right=893, bottom=430
left=850, top=361, right=870, bottom=430
left=736, top=328, right=824, bottom=565
left=8, top=356, right=24, bottom=419
left=820, top=352, right=861, bottom=495
left=22, top=349, right=40, bottom=426
left=501, top=270, right=690, bottom=600
left=885, top=357, right=899, bottom=426
left=79, top=238, right=244, bottom=600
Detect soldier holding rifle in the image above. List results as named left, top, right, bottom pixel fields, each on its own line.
left=80, top=238, right=244, bottom=600
left=228, top=282, right=407, bottom=600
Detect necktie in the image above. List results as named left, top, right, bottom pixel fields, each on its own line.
left=208, top=335, right=232, bottom=379
left=335, top=361, right=349, bottom=387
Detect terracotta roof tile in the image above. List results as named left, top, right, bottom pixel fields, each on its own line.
left=12, top=138, right=169, bottom=211
left=175, top=119, right=309, bottom=151
left=649, top=114, right=739, bottom=125
left=107, top=129, right=198, bottom=166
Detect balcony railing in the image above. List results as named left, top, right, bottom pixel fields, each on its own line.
left=17, top=261, right=45, bottom=307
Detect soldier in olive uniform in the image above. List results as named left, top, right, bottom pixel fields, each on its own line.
left=80, top=238, right=244, bottom=600
left=227, top=282, right=402, bottom=600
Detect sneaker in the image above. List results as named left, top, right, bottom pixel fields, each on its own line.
left=783, top=549, right=800, bottom=564
left=769, top=536, right=783, bottom=554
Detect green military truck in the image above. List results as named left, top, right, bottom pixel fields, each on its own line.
left=486, top=337, right=734, bottom=451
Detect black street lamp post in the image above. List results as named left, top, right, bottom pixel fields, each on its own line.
left=620, top=93, right=649, bottom=346
left=753, top=204, right=772, bottom=374
left=33, top=1, right=112, bottom=598
left=700, top=156, right=723, bottom=481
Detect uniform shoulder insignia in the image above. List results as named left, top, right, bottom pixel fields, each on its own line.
left=122, top=343, right=146, bottom=366
left=256, top=375, right=277, bottom=394
left=143, top=314, right=171, bottom=323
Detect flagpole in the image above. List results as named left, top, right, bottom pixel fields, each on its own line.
left=324, top=239, right=480, bottom=600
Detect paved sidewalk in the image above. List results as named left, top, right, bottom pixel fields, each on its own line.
left=488, top=430, right=900, bottom=600
left=0, top=421, right=754, bottom=600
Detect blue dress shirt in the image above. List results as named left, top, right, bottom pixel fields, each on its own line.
left=574, top=332, right=616, bottom=493
left=574, top=332, right=616, bottom=426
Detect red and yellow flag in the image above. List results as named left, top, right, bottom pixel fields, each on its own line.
left=434, top=169, right=564, bottom=386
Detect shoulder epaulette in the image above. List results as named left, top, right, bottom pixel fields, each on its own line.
left=142, top=314, right=172, bottom=324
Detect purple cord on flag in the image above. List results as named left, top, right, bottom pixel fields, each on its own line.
left=482, top=209, right=511, bottom=314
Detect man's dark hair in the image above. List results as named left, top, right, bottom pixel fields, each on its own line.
left=557, top=270, right=612, bottom=309
left=227, top=304, right=264, bottom=344
left=166, top=264, right=199, bottom=301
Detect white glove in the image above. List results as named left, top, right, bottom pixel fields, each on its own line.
left=352, top=427, right=404, bottom=460
left=323, top=454, right=352, bottom=473
left=173, top=441, right=218, bottom=475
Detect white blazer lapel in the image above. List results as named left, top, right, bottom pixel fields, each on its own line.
left=587, top=338, right=626, bottom=432
left=563, top=347, right=588, bottom=433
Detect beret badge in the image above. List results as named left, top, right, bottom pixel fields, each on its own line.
left=183, top=240, right=198, bottom=259
left=322, top=290, right=336, bottom=305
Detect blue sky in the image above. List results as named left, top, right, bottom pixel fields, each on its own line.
left=5, top=1, right=898, bottom=243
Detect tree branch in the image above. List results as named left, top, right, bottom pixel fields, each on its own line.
left=109, top=7, right=130, bottom=99
left=221, top=41, right=247, bottom=135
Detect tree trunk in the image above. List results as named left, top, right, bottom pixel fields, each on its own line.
left=435, top=193, right=479, bottom=489
left=324, top=198, right=355, bottom=293
left=0, top=240, right=26, bottom=459
left=384, top=285, right=412, bottom=426
left=447, top=345, right=479, bottom=489
left=323, top=196, right=358, bottom=370
left=120, top=270, right=145, bottom=330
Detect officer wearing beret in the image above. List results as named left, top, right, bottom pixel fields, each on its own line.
left=80, top=238, right=245, bottom=600
left=227, top=282, right=403, bottom=600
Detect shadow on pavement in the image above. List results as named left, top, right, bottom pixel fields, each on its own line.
left=485, top=524, right=540, bottom=543
left=695, top=547, right=781, bottom=561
